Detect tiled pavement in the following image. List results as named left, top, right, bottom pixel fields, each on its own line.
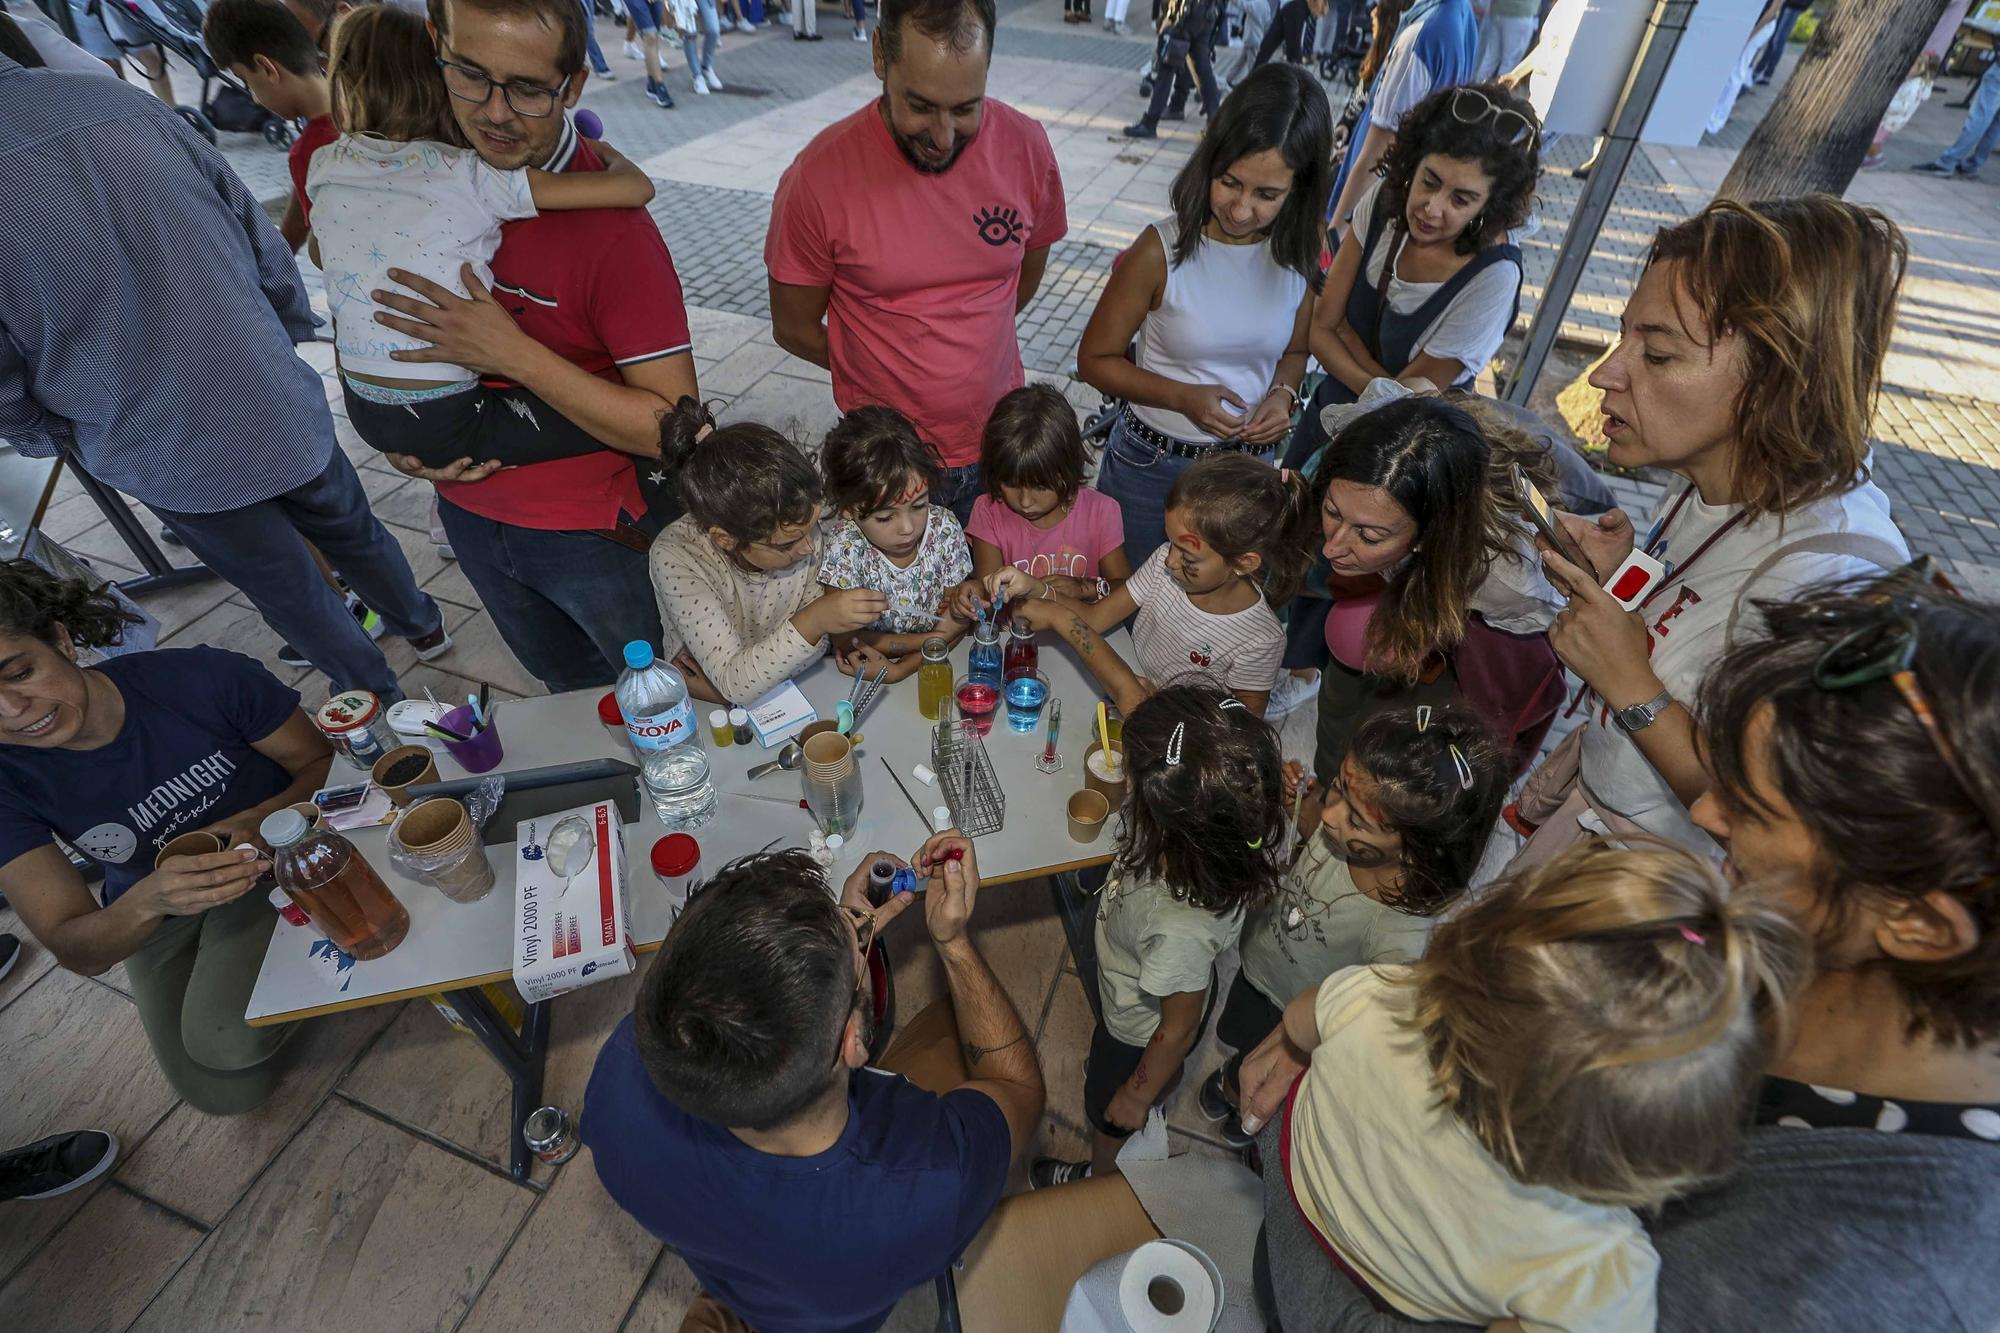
left=9, top=11, right=2000, bottom=1329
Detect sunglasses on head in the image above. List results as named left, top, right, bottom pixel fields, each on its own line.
left=1448, top=87, right=1539, bottom=150
left=1809, top=557, right=1991, bottom=833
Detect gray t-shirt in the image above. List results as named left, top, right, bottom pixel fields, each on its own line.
left=1094, top=872, right=1243, bottom=1047
left=1240, top=832, right=1436, bottom=1010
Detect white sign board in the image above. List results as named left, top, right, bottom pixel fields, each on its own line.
left=1527, top=0, right=1766, bottom=146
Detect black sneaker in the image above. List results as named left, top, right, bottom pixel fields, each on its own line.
left=0, top=933, right=18, bottom=985
left=1030, top=1157, right=1092, bottom=1189
left=278, top=592, right=383, bottom=668
left=1161, top=106, right=1186, bottom=122
left=1196, top=1069, right=1254, bottom=1149
left=1122, top=122, right=1157, bottom=140
left=0, top=1130, right=119, bottom=1202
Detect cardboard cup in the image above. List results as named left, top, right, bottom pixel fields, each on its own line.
left=397, top=797, right=471, bottom=855
left=1067, top=789, right=1110, bottom=844
left=155, top=829, right=231, bottom=870
left=372, top=745, right=439, bottom=808
left=1084, top=741, right=1127, bottom=808
left=802, top=730, right=855, bottom=783
left=287, top=801, right=325, bottom=832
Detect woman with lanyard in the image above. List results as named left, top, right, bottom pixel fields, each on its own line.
left=1282, top=81, right=1539, bottom=473
left=1081, top=64, right=1333, bottom=565
left=1508, top=195, right=1909, bottom=867
left=1244, top=572, right=2000, bottom=1330
left=0, top=562, right=332, bottom=1114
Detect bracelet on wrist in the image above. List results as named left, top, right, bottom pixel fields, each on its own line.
left=1266, top=382, right=1302, bottom=410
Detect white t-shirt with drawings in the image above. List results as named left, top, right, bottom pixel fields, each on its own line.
left=1578, top=475, right=1906, bottom=849
left=307, top=133, right=538, bottom=381
left=1128, top=546, right=1286, bottom=695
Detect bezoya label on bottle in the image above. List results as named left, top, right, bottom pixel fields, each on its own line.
left=625, top=698, right=696, bottom=751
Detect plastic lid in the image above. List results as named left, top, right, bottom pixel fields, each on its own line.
left=825, top=834, right=845, bottom=852
left=315, top=690, right=380, bottom=732
left=650, top=833, right=700, bottom=878
left=260, top=808, right=310, bottom=848
left=728, top=708, right=750, bottom=724
left=709, top=708, right=730, bottom=725
left=622, top=641, right=655, bottom=670
left=932, top=805, right=952, bottom=831
left=597, top=693, right=623, bottom=726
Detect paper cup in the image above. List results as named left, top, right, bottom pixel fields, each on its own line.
left=286, top=801, right=325, bottom=832
left=1067, top=789, right=1109, bottom=844
left=372, top=745, right=439, bottom=807
left=802, top=730, right=855, bottom=783
left=799, top=717, right=863, bottom=749
left=393, top=798, right=494, bottom=904
left=155, top=829, right=232, bottom=869
left=1084, top=741, right=1127, bottom=808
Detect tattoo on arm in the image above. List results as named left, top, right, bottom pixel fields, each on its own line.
left=1132, top=1061, right=1149, bottom=1088
left=1066, top=613, right=1096, bottom=659
left=963, top=1033, right=1028, bottom=1066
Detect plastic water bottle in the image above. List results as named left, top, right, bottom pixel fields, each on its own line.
left=615, top=641, right=718, bottom=830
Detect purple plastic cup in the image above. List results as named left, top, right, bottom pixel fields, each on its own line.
left=440, top=704, right=505, bottom=774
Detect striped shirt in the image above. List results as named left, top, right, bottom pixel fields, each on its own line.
left=1128, top=546, right=1285, bottom=695
left=0, top=56, right=333, bottom=514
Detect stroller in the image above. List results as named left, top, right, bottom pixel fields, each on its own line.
left=92, top=0, right=293, bottom=146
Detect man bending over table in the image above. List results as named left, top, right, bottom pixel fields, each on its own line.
left=584, top=833, right=1044, bottom=1331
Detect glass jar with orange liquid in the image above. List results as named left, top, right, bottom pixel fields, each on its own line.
left=260, top=807, right=410, bottom=960
left=917, top=636, right=954, bottom=720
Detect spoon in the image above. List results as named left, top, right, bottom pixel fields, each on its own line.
left=747, top=742, right=803, bottom=780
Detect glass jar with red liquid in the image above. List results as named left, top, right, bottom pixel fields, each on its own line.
left=1003, top=620, right=1038, bottom=680
left=259, top=807, right=411, bottom=961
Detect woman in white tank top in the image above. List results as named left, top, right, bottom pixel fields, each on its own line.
left=1079, top=64, right=1334, bottom=565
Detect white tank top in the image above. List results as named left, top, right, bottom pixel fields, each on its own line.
left=1130, top=215, right=1311, bottom=443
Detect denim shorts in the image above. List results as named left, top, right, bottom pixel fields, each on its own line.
left=627, top=0, right=665, bottom=31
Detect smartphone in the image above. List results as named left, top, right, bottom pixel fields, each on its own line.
left=313, top=782, right=371, bottom=814
left=1511, top=464, right=1592, bottom=576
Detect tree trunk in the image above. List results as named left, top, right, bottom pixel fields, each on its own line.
left=1717, top=0, right=1952, bottom=200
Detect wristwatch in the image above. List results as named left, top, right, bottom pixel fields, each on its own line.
left=1613, top=689, right=1675, bottom=734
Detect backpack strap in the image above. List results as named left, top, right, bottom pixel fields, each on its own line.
left=1724, top=531, right=1911, bottom=641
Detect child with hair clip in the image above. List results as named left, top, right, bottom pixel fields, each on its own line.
left=649, top=399, right=888, bottom=705
left=960, top=385, right=1132, bottom=604
left=815, top=407, right=977, bottom=682
left=1277, top=836, right=1807, bottom=1331
left=1032, top=682, right=1289, bottom=1189
left=309, top=4, right=658, bottom=470
left=983, top=452, right=1316, bottom=716
left=1200, top=703, right=1508, bottom=1148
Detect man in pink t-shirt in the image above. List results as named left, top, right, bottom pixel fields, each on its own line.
left=765, top=0, right=1066, bottom=523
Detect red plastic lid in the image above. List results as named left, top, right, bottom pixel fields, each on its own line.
left=597, top=692, right=623, bottom=726
left=315, top=690, right=380, bottom=733
left=651, top=834, right=700, bottom=878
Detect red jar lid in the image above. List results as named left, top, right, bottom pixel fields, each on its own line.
left=597, top=692, right=623, bottom=726
left=315, top=690, right=381, bottom=734
left=651, top=834, right=700, bottom=878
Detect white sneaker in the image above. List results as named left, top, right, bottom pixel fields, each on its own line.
left=852, top=24, right=866, bottom=39
left=702, top=65, right=723, bottom=89
left=622, top=38, right=642, bottom=58
left=691, top=72, right=711, bottom=93
left=1265, top=669, right=1322, bottom=719
left=736, top=16, right=755, bottom=30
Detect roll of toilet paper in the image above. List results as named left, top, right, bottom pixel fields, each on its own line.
left=1115, top=1240, right=1221, bottom=1333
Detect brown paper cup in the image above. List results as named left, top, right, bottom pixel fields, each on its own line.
left=799, top=718, right=864, bottom=750
left=1067, top=789, right=1109, bottom=844
left=155, top=829, right=231, bottom=870
left=802, top=731, right=856, bottom=784
left=1084, top=741, right=1127, bottom=808
left=396, top=798, right=470, bottom=854
left=372, top=745, right=440, bottom=808
left=287, top=801, right=325, bottom=832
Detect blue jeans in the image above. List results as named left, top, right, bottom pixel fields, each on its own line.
left=935, top=462, right=984, bottom=528
left=436, top=500, right=664, bottom=694
left=1752, top=3, right=1806, bottom=82
left=580, top=0, right=611, bottom=73
left=153, top=451, right=441, bottom=704
left=681, top=0, right=721, bottom=75
left=1938, top=65, right=2000, bottom=173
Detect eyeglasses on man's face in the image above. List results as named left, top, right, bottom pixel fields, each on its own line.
left=436, top=55, right=570, bottom=118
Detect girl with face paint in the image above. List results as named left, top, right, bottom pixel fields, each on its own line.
left=1199, top=703, right=1508, bottom=1147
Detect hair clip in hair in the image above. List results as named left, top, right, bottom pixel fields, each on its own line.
left=1448, top=743, right=1474, bottom=791
left=1218, top=697, right=1246, bottom=713
left=1166, top=722, right=1186, bottom=766
left=1679, top=925, right=1707, bottom=946
left=1247, top=836, right=1264, bottom=849
left=1416, top=705, right=1433, bottom=733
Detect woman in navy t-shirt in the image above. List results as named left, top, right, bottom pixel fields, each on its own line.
left=0, top=562, right=332, bottom=1114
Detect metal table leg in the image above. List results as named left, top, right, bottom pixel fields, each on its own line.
left=63, top=453, right=216, bottom=597
left=441, top=988, right=552, bottom=1184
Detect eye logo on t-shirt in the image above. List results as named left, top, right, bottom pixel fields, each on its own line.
left=973, top=205, right=1026, bottom=247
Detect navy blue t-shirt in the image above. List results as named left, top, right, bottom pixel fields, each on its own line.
left=0, top=647, right=298, bottom=905
left=583, top=1014, right=1012, bottom=1333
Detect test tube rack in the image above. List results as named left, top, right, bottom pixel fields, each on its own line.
left=931, top=719, right=1006, bottom=837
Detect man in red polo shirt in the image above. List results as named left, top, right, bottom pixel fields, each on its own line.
left=371, top=0, right=697, bottom=694
left=766, top=0, right=1066, bottom=525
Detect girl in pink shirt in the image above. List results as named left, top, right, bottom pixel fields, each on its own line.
left=964, top=385, right=1132, bottom=604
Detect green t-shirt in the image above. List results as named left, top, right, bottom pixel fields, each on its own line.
left=1240, top=832, right=1436, bottom=1010
left=1093, top=872, right=1244, bottom=1047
